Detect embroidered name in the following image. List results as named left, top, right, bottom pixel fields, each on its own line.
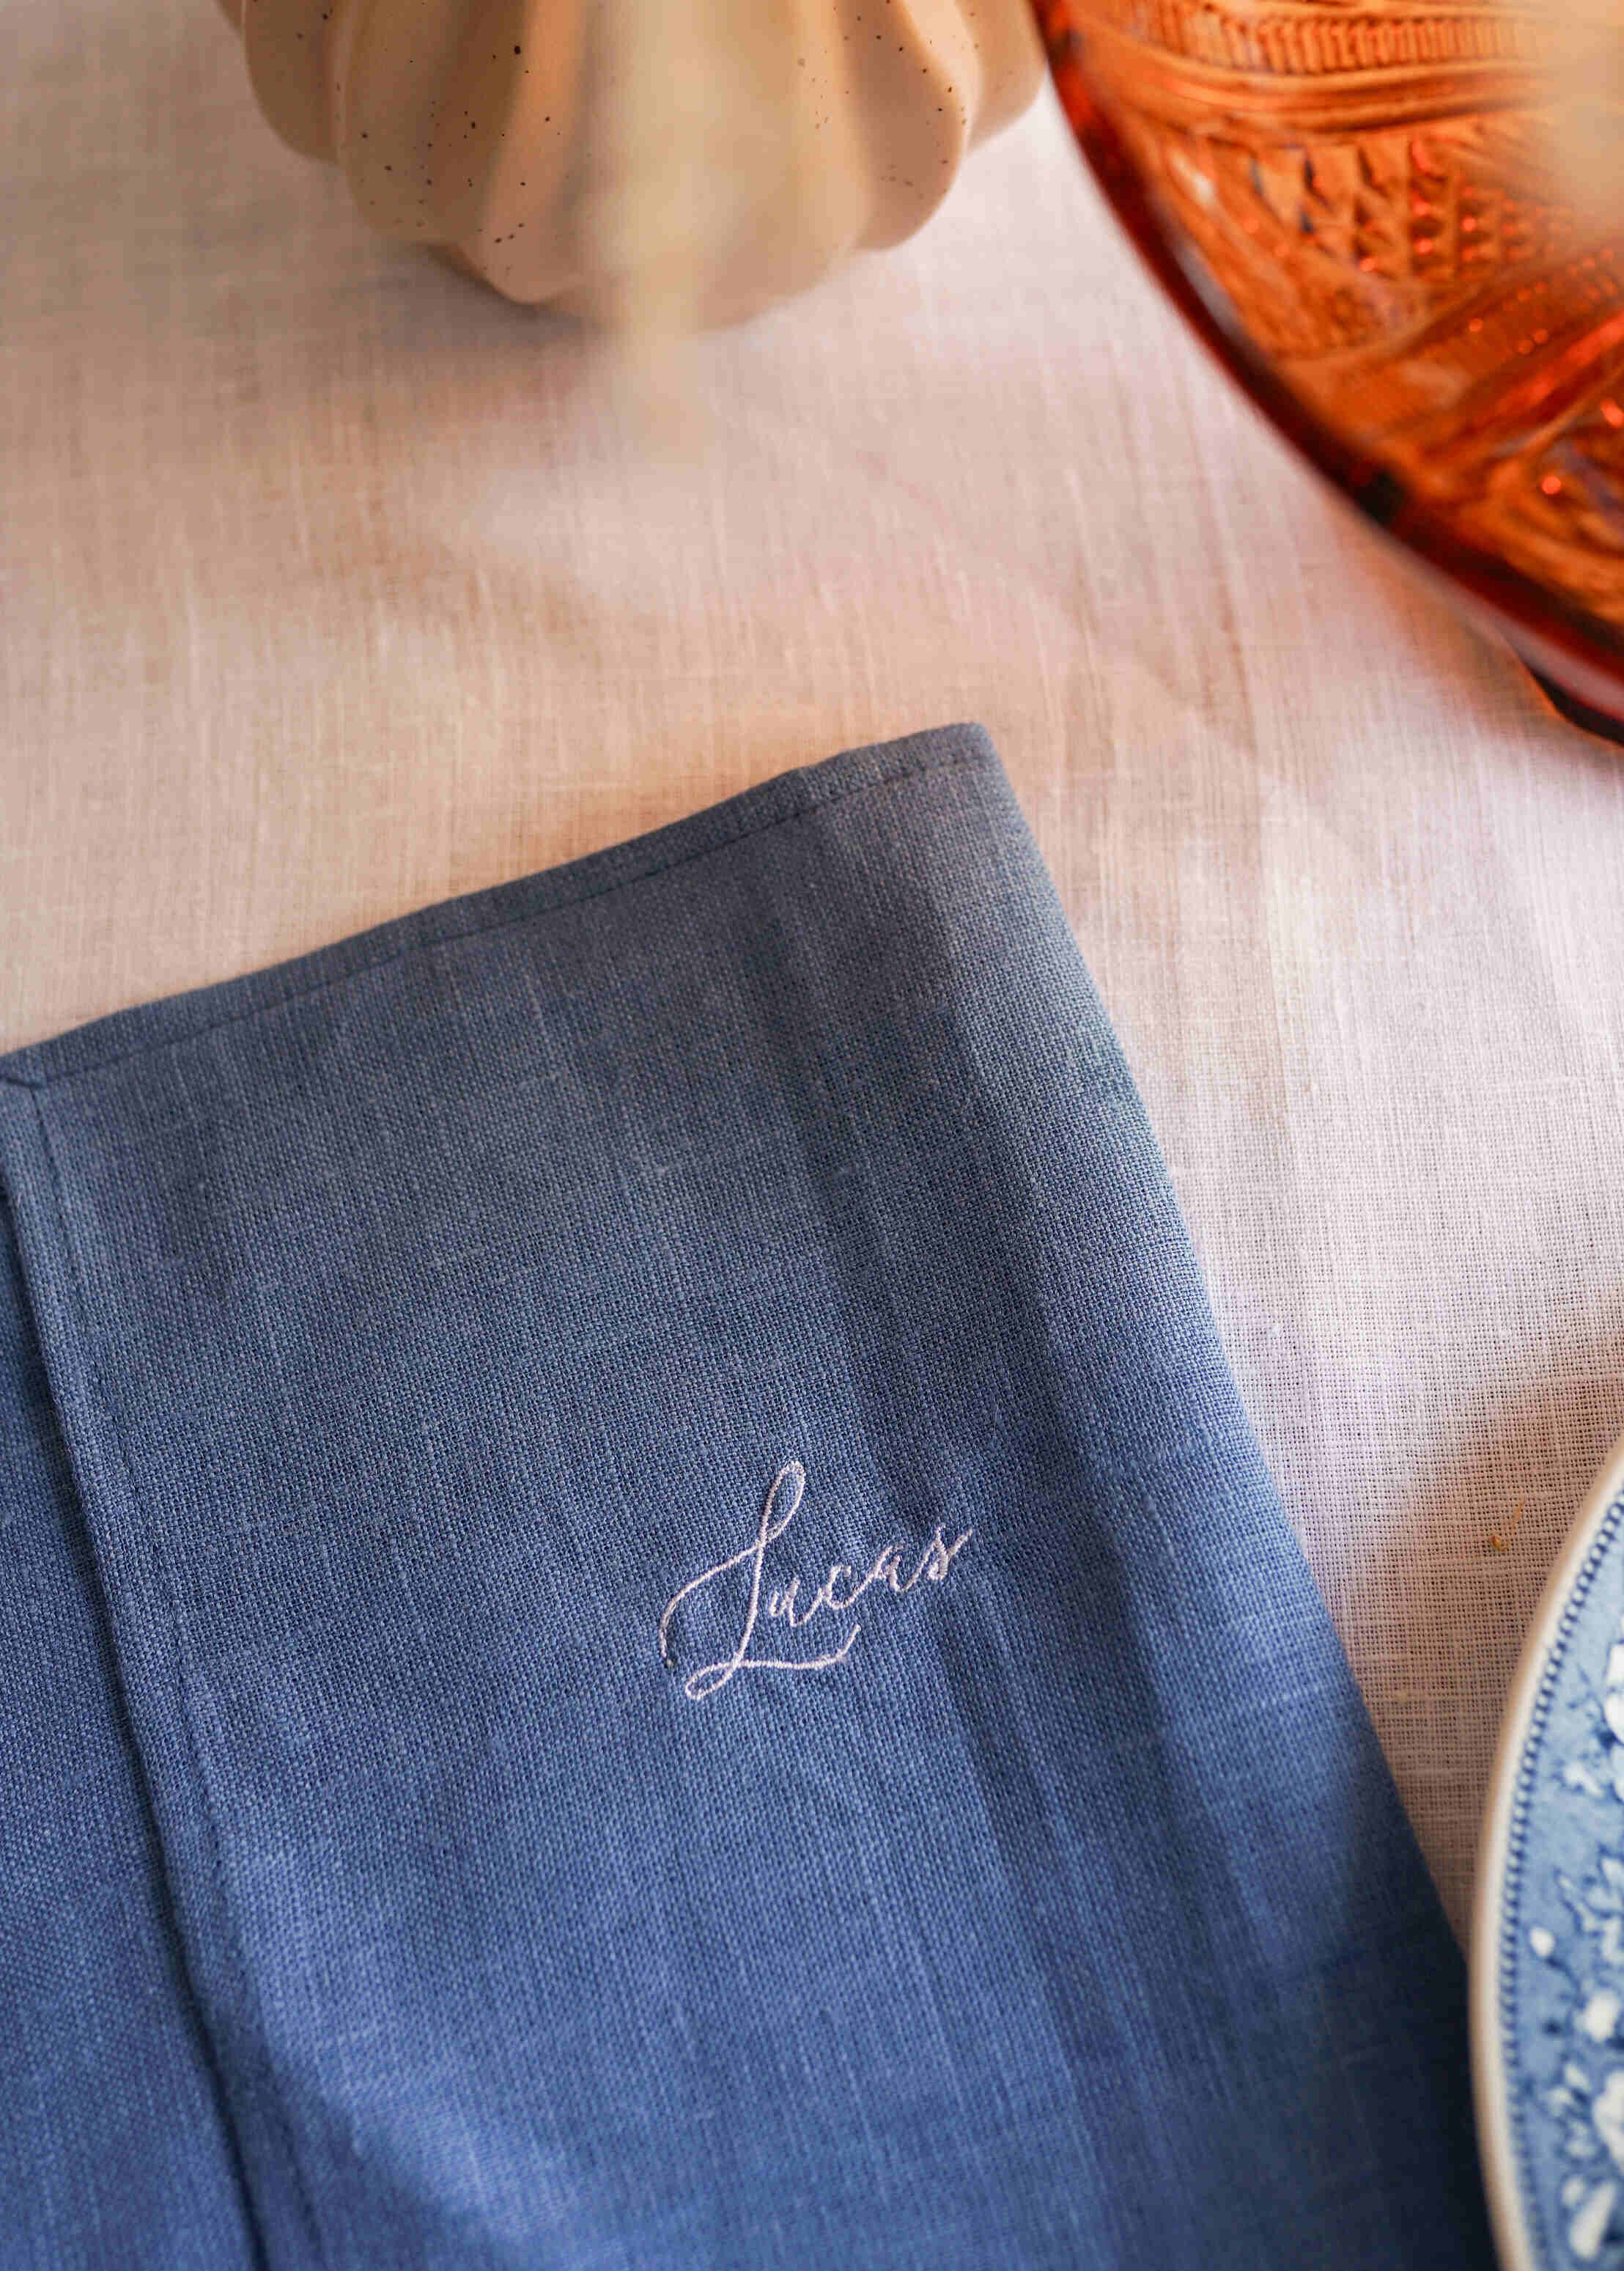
left=657, top=1460, right=973, bottom=1701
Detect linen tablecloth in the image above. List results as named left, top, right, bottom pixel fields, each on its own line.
left=6, top=0, right=1624, bottom=1942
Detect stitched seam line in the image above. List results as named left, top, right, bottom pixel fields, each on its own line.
left=29, top=1092, right=330, bottom=2270
left=1, top=747, right=990, bottom=1094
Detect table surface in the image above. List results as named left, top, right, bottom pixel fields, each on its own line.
left=8, top=0, right=1624, bottom=1940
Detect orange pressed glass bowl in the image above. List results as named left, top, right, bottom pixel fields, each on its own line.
left=1032, top=0, right=1624, bottom=737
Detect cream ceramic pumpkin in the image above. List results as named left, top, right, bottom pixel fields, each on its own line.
left=218, top=0, right=1044, bottom=326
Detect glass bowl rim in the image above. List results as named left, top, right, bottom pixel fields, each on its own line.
left=1038, top=7, right=1624, bottom=725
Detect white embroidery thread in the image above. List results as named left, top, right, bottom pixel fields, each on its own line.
left=657, top=1460, right=973, bottom=1701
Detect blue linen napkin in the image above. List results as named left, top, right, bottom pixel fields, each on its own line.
left=0, top=725, right=1491, bottom=2268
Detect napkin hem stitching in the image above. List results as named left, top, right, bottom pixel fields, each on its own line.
left=26, top=1084, right=329, bottom=2267
left=0, top=736, right=993, bottom=1095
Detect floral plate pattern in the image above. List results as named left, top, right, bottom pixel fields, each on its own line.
left=1475, top=1434, right=1624, bottom=2269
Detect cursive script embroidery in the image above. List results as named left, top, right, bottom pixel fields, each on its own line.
left=657, top=1460, right=973, bottom=1701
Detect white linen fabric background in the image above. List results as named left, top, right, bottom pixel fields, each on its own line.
left=6, top=0, right=1624, bottom=1938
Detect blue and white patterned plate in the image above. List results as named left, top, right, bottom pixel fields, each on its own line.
left=1474, top=1433, right=1624, bottom=2270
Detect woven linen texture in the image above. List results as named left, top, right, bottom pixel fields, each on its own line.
left=9, top=0, right=1624, bottom=1947
left=0, top=731, right=1491, bottom=2267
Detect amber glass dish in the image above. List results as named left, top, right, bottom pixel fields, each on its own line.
left=1033, top=0, right=1624, bottom=736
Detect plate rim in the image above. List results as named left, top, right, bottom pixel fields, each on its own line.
left=1471, top=1426, right=1624, bottom=2271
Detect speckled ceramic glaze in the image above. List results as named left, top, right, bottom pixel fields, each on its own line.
left=1474, top=1431, right=1624, bottom=2269
left=217, top=0, right=1043, bottom=324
